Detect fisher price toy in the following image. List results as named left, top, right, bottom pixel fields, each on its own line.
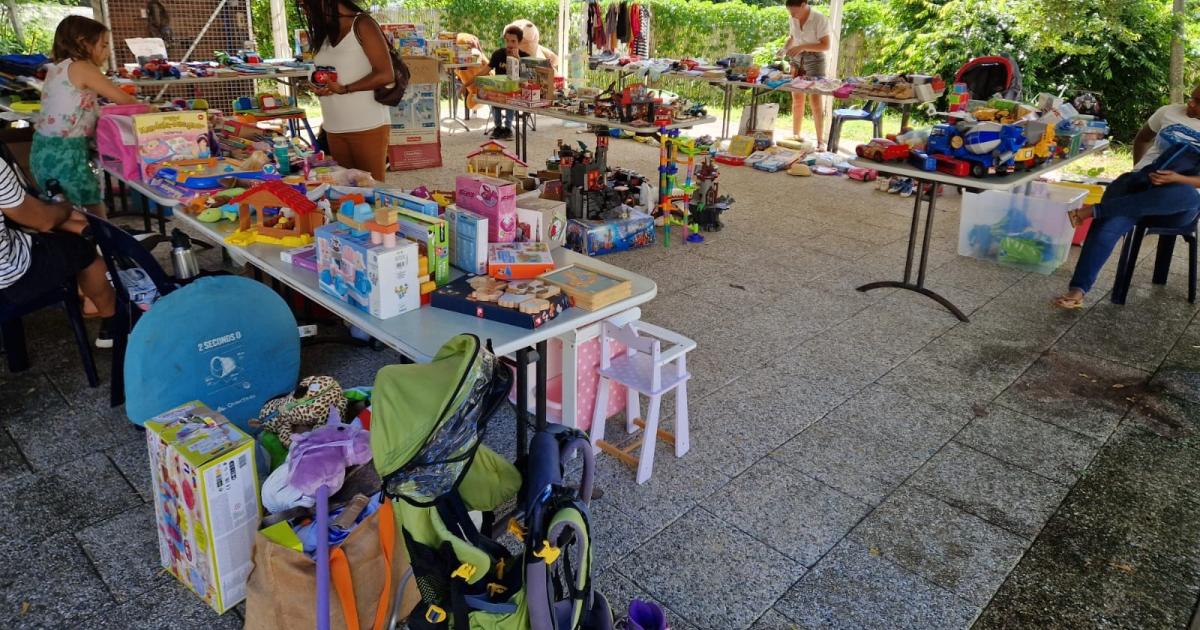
left=225, top=181, right=325, bottom=247
left=150, top=157, right=279, bottom=190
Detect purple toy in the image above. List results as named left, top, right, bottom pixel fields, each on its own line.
left=628, top=599, right=667, bottom=630
left=286, top=407, right=372, bottom=630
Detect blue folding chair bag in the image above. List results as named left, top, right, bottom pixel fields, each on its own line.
left=124, top=275, right=300, bottom=431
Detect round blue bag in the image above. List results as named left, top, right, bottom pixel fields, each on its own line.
left=124, top=275, right=301, bottom=431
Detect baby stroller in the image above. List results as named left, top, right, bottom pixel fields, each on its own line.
left=954, top=55, right=1023, bottom=101
left=370, top=334, right=614, bottom=629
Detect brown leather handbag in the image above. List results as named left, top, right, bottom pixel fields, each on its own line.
left=373, top=48, right=410, bottom=107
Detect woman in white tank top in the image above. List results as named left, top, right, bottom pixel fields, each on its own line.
left=298, top=0, right=394, bottom=180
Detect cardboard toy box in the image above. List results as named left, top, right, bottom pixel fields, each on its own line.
left=565, top=210, right=656, bottom=256
left=446, top=205, right=488, bottom=275
left=488, top=242, right=556, bottom=280
left=146, top=401, right=259, bottom=614
left=431, top=276, right=571, bottom=329
left=455, top=174, right=517, bottom=242
left=515, top=194, right=567, bottom=245
left=377, top=189, right=439, bottom=217
left=392, top=208, right=450, bottom=286
left=315, top=222, right=420, bottom=319
left=134, top=111, right=210, bottom=179
left=388, top=56, right=441, bottom=172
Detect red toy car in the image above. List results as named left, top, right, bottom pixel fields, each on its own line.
left=847, top=166, right=878, bottom=182
left=932, top=154, right=971, bottom=177
left=310, top=66, right=338, bottom=87
left=855, top=138, right=910, bottom=162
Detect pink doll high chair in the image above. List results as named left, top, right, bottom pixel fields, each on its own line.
left=590, top=320, right=695, bottom=484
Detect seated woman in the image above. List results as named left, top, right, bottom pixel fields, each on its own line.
left=0, top=156, right=116, bottom=346
left=1055, top=86, right=1200, bottom=308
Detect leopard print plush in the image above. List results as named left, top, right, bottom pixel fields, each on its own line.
left=254, top=376, right=347, bottom=447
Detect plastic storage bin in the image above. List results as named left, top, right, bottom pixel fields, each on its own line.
left=958, top=182, right=1087, bottom=274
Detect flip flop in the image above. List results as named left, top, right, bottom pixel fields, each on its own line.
left=1052, top=294, right=1085, bottom=310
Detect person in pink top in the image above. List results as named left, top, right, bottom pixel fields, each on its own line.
left=32, top=16, right=137, bottom=218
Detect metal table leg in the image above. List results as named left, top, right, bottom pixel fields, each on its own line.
left=857, top=178, right=968, bottom=322
left=441, top=69, right=470, bottom=132
left=535, top=339, right=548, bottom=431
left=901, top=103, right=912, bottom=132
left=139, top=191, right=152, bottom=233
left=516, top=347, right=530, bottom=457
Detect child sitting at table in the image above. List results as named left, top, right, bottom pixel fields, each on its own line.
left=31, top=16, right=137, bottom=218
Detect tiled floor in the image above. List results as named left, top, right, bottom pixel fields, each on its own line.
left=2, top=116, right=1199, bottom=628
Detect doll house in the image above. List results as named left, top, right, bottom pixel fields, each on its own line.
left=226, top=181, right=323, bottom=247
left=466, top=140, right=529, bottom=181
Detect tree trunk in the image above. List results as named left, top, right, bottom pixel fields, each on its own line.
left=1170, top=0, right=1186, bottom=103
left=5, top=0, right=24, bottom=49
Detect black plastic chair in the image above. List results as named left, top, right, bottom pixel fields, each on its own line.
left=828, top=101, right=885, bottom=154
left=85, top=213, right=179, bottom=406
left=1111, top=211, right=1199, bottom=304
left=0, top=279, right=99, bottom=387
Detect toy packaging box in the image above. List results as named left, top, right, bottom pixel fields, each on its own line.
left=393, top=207, right=450, bottom=286
left=565, top=210, right=656, bottom=256
left=455, top=174, right=517, bottom=242
left=431, top=276, right=571, bottom=329
left=488, top=242, right=556, bottom=280
left=515, top=194, right=568, bottom=245
left=446, top=205, right=489, bottom=275
left=377, top=188, right=439, bottom=217
left=133, top=111, right=211, bottom=179
left=315, top=222, right=420, bottom=319
left=388, top=56, right=441, bottom=171
left=145, top=401, right=259, bottom=614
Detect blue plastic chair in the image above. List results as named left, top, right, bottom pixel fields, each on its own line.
left=828, top=101, right=885, bottom=154
left=1111, top=210, right=1199, bottom=305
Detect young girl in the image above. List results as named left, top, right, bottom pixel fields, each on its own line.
left=32, top=16, right=137, bottom=218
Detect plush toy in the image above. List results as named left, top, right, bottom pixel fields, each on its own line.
left=252, top=375, right=347, bottom=447
left=505, top=19, right=559, bottom=67
left=285, top=412, right=372, bottom=496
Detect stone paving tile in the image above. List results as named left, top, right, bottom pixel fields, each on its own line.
left=773, top=540, right=979, bottom=630
left=0, top=533, right=114, bottom=630
left=802, top=232, right=875, bottom=262
left=704, top=456, right=871, bottom=567
left=848, top=487, right=1028, bottom=606
left=1150, top=318, right=1200, bottom=404
left=0, top=425, right=29, bottom=486
left=588, top=500, right=657, bottom=573
left=1057, top=294, right=1196, bottom=371
left=595, top=570, right=698, bottom=630
left=955, top=405, right=1103, bottom=484
left=0, top=370, right=65, bottom=419
left=3, top=405, right=142, bottom=472
left=591, top=439, right=730, bottom=532
left=878, top=350, right=1027, bottom=417
left=622, top=507, right=802, bottom=630
left=928, top=258, right=1027, bottom=297
left=909, top=442, right=1070, bottom=540
left=772, top=385, right=966, bottom=504
left=876, top=283, right=993, bottom=319
left=104, top=438, right=153, bottom=503
left=73, top=582, right=243, bottom=630
left=749, top=609, right=806, bottom=630
left=772, top=335, right=905, bottom=400
left=974, top=425, right=1200, bottom=630
left=0, top=452, right=142, bottom=560
left=995, top=350, right=1151, bottom=441
left=75, top=505, right=168, bottom=603
left=824, top=305, right=958, bottom=363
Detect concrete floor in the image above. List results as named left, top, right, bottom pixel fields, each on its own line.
left=2, top=114, right=1199, bottom=629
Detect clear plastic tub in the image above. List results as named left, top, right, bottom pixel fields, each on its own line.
left=958, top=182, right=1087, bottom=274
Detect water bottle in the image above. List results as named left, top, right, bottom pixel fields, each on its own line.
left=170, top=228, right=200, bottom=280
left=273, top=137, right=291, bottom=175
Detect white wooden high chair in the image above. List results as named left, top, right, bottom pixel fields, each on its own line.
left=590, top=320, right=695, bottom=484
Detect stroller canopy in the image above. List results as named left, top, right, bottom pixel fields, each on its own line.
left=955, top=55, right=1023, bottom=101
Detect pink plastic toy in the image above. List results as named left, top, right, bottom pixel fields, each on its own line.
left=96, top=102, right=155, bottom=180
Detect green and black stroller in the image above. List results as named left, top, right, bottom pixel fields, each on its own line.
left=371, top=334, right=614, bottom=630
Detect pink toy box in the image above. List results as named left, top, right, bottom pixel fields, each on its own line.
left=133, top=111, right=211, bottom=180
left=455, top=174, right=516, bottom=243
left=96, top=102, right=155, bottom=181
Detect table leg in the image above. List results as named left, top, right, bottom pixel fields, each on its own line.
left=857, top=179, right=969, bottom=322
left=901, top=103, right=912, bottom=132
left=535, top=339, right=548, bottom=431
left=516, top=347, right=530, bottom=458
left=139, top=193, right=152, bottom=234
left=117, top=180, right=128, bottom=214
left=103, top=171, right=114, bottom=216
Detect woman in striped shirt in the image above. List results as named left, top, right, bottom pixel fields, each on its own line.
left=0, top=157, right=115, bottom=342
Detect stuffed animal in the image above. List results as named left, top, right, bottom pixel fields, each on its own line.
left=505, top=19, right=559, bottom=67
left=285, top=410, right=372, bottom=496
left=252, top=376, right=346, bottom=447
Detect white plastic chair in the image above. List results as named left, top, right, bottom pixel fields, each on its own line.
left=590, top=320, right=695, bottom=484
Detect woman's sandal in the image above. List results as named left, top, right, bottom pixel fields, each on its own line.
left=1052, top=294, right=1085, bottom=310
left=1066, top=208, right=1086, bottom=228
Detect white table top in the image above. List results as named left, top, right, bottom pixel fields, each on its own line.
left=171, top=211, right=659, bottom=361
left=129, top=68, right=310, bottom=88
left=476, top=98, right=715, bottom=133
left=851, top=140, right=1111, bottom=192
left=100, top=163, right=186, bottom=208
left=590, top=64, right=939, bottom=105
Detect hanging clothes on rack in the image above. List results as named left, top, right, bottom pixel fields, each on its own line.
left=605, top=2, right=619, bottom=52
left=631, top=3, right=651, bottom=58
left=588, top=0, right=607, bottom=53
left=617, top=2, right=631, bottom=44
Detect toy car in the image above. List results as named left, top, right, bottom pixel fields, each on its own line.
left=847, top=166, right=878, bottom=182
left=310, top=66, right=337, bottom=87
left=932, top=154, right=971, bottom=177
left=855, top=138, right=910, bottom=162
